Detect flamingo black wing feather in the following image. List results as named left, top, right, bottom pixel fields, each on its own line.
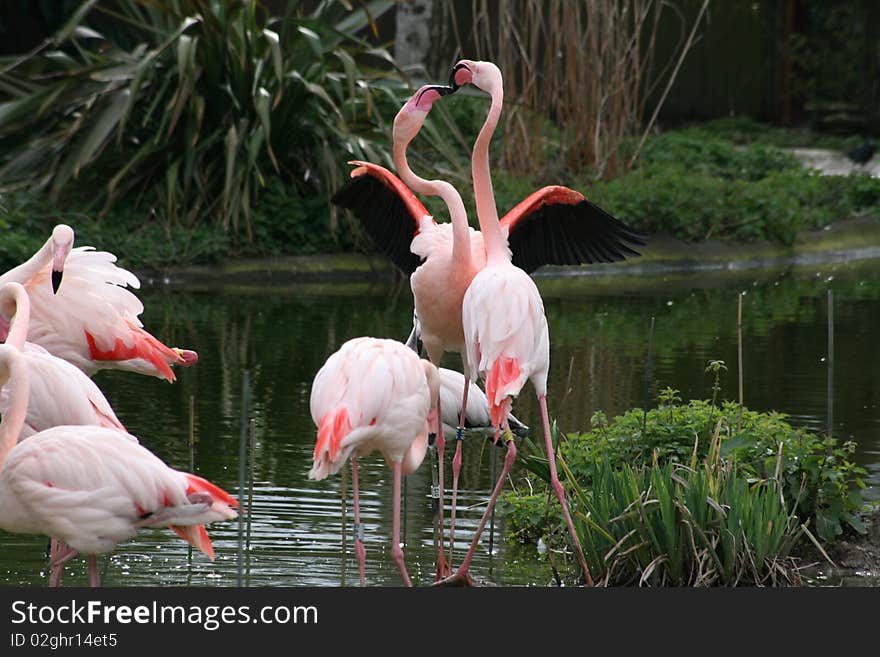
left=502, top=187, right=646, bottom=274
left=331, top=163, right=429, bottom=275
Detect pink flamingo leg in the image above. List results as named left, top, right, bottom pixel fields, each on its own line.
left=435, top=425, right=517, bottom=586
left=48, top=538, right=63, bottom=587
left=87, top=555, right=101, bottom=587
left=448, top=375, right=471, bottom=564
left=433, top=395, right=450, bottom=580
left=390, top=461, right=412, bottom=587
left=49, top=543, right=78, bottom=588
left=351, top=458, right=366, bottom=587
left=539, top=394, right=594, bottom=586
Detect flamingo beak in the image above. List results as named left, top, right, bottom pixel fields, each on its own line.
left=415, top=84, right=454, bottom=105
left=51, top=270, right=63, bottom=294
left=51, top=242, right=70, bottom=294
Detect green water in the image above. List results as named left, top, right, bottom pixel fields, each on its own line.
left=1, top=258, right=879, bottom=587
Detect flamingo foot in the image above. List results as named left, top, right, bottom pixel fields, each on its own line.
left=432, top=568, right=477, bottom=587
left=434, top=549, right=451, bottom=581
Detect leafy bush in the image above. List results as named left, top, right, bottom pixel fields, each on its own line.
left=555, top=460, right=804, bottom=586
left=0, top=0, right=402, bottom=238
left=505, top=388, right=870, bottom=577
left=697, top=116, right=863, bottom=151
left=0, top=178, right=356, bottom=271
left=590, top=159, right=880, bottom=246
left=557, top=396, right=869, bottom=542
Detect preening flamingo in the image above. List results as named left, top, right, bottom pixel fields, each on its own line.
left=309, top=337, right=440, bottom=587
left=0, top=224, right=198, bottom=382
left=435, top=59, right=595, bottom=586
left=0, top=282, right=125, bottom=439
left=0, top=344, right=238, bottom=587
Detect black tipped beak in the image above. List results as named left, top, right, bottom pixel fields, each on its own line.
left=416, top=84, right=455, bottom=106
left=449, top=62, right=470, bottom=91
left=51, top=269, right=63, bottom=294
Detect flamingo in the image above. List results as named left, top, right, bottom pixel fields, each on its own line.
left=334, top=84, right=482, bottom=578
left=0, top=224, right=198, bottom=382
left=435, top=59, right=594, bottom=587
left=309, top=336, right=440, bottom=587
left=0, top=282, right=125, bottom=438
left=0, top=280, right=129, bottom=586
left=0, top=344, right=238, bottom=587
left=333, top=83, right=643, bottom=571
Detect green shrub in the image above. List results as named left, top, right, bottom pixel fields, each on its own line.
left=506, top=389, right=869, bottom=575
left=0, top=0, right=402, bottom=238
left=564, top=397, right=868, bottom=542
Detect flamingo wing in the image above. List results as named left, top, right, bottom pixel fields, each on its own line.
left=500, top=186, right=646, bottom=274
left=331, top=161, right=435, bottom=275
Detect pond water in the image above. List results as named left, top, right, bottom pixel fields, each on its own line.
left=2, top=256, right=879, bottom=587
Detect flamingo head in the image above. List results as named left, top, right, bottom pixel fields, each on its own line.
left=50, top=224, right=74, bottom=294
left=449, top=59, right=502, bottom=96
left=392, top=84, right=453, bottom=145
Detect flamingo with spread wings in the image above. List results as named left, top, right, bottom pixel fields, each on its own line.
left=0, top=224, right=198, bottom=382
left=0, top=344, right=238, bottom=587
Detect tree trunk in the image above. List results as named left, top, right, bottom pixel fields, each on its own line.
left=395, top=0, right=435, bottom=74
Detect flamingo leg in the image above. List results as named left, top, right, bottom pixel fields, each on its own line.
left=48, top=538, right=64, bottom=587
left=87, top=555, right=101, bottom=587
left=434, top=424, right=516, bottom=587
left=539, top=394, right=594, bottom=587
left=433, top=394, right=450, bottom=581
left=49, top=542, right=79, bottom=585
left=389, top=460, right=412, bottom=587
left=351, top=457, right=366, bottom=587
left=448, top=375, right=471, bottom=565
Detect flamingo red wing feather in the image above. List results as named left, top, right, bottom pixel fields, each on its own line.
left=332, top=161, right=434, bottom=275
left=500, top=185, right=647, bottom=274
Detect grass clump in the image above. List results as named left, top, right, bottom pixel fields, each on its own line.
left=505, top=379, right=871, bottom=585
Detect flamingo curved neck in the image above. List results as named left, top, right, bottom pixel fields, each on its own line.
left=393, top=139, right=472, bottom=267
left=0, top=350, right=28, bottom=466
left=472, top=85, right=507, bottom=264
left=0, top=236, right=53, bottom=289
left=1, top=285, right=30, bottom=350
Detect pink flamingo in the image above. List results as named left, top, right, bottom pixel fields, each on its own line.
left=333, top=84, right=643, bottom=570
left=435, top=59, right=594, bottom=586
left=335, top=84, right=483, bottom=578
left=309, top=336, right=440, bottom=587
left=0, top=224, right=198, bottom=382
left=0, top=280, right=129, bottom=586
left=0, top=344, right=238, bottom=587
left=0, top=282, right=125, bottom=438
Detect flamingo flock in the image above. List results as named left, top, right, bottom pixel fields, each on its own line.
left=0, top=226, right=236, bottom=587
left=327, top=59, right=644, bottom=586
left=0, top=59, right=643, bottom=589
